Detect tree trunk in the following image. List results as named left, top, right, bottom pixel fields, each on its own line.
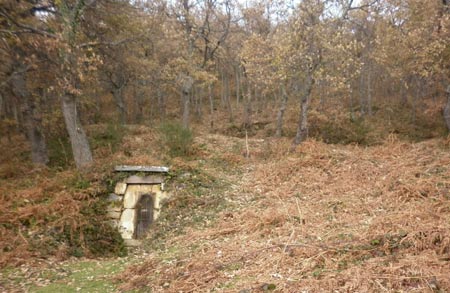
left=199, top=86, right=203, bottom=120
left=359, top=72, right=366, bottom=116
left=93, top=93, right=101, bottom=124
left=11, top=65, right=49, bottom=165
left=275, top=84, right=288, bottom=137
left=400, top=79, right=408, bottom=105
left=235, top=65, right=240, bottom=106
left=254, top=85, right=260, bottom=113
left=0, top=93, right=3, bottom=121
left=61, top=93, right=93, bottom=169
left=182, top=89, right=190, bottom=129
left=292, top=74, right=314, bottom=148
left=135, top=86, right=144, bottom=124
left=209, top=84, right=214, bottom=129
left=22, top=97, right=49, bottom=165
left=179, top=89, right=184, bottom=117
left=158, top=87, right=166, bottom=121
left=444, top=85, right=450, bottom=132
left=11, top=96, right=23, bottom=134
left=412, top=77, right=421, bottom=124
left=1, top=94, right=12, bottom=142
left=257, top=91, right=264, bottom=114
left=56, top=0, right=93, bottom=169
left=243, top=81, right=252, bottom=129
left=367, top=68, right=373, bottom=116
left=195, top=86, right=203, bottom=120
left=181, top=76, right=193, bottom=129
left=318, top=80, right=325, bottom=111
left=149, top=94, right=156, bottom=122
left=191, top=86, right=196, bottom=119
left=225, top=74, right=233, bottom=122
left=349, top=87, right=356, bottom=121
left=112, top=87, right=127, bottom=124
left=220, top=70, right=225, bottom=108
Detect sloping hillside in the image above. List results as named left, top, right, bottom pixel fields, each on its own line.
left=115, top=134, right=450, bottom=292
left=1, top=131, right=449, bottom=292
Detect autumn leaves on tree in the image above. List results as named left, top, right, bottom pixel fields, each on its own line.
left=0, top=0, right=449, bottom=168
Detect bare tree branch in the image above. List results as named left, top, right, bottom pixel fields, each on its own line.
left=77, top=33, right=147, bottom=48
left=0, top=8, right=58, bottom=39
left=0, top=65, right=32, bottom=89
left=342, top=0, right=380, bottom=19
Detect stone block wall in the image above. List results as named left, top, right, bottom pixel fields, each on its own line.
left=106, top=176, right=169, bottom=244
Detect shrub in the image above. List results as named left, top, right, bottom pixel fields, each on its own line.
left=91, top=122, right=125, bottom=152
left=49, top=199, right=127, bottom=258
left=47, top=135, right=72, bottom=168
left=159, top=122, right=193, bottom=157
left=310, top=114, right=374, bottom=145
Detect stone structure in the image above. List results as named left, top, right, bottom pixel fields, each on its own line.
left=106, top=166, right=169, bottom=246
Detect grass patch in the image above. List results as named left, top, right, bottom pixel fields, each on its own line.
left=159, top=122, right=193, bottom=157
left=90, top=122, right=125, bottom=152
left=310, top=114, right=375, bottom=145
left=142, top=166, right=230, bottom=249
left=47, top=135, right=72, bottom=169
left=1, top=258, right=135, bottom=293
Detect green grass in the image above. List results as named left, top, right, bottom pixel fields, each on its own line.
left=90, top=122, right=125, bottom=153
left=159, top=121, right=194, bottom=157
left=0, top=258, right=137, bottom=293
left=32, top=260, right=121, bottom=292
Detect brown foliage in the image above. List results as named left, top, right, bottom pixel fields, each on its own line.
left=0, top=125, right=136, bottom=267
left=117, top=135, right=450, bottom=292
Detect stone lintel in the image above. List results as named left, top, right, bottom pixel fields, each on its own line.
left=115, top=165, right=169, bottom=173
left=126, top=175, right=164, bottom=185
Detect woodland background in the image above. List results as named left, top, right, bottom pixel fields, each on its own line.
left=1, top=0, right=450, bottom=291
left=1, top=0, right=449, bottom=170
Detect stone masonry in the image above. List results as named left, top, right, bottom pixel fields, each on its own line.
left=106, top=166, right=169, bottom=246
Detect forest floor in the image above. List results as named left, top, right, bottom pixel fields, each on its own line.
left=1, top=128, right=450, bottom=292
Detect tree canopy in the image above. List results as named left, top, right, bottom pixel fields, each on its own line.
left=1, top=0, right=449, bottom=167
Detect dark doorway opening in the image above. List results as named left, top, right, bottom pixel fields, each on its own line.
left=135, top=193, right=154, bottom=239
